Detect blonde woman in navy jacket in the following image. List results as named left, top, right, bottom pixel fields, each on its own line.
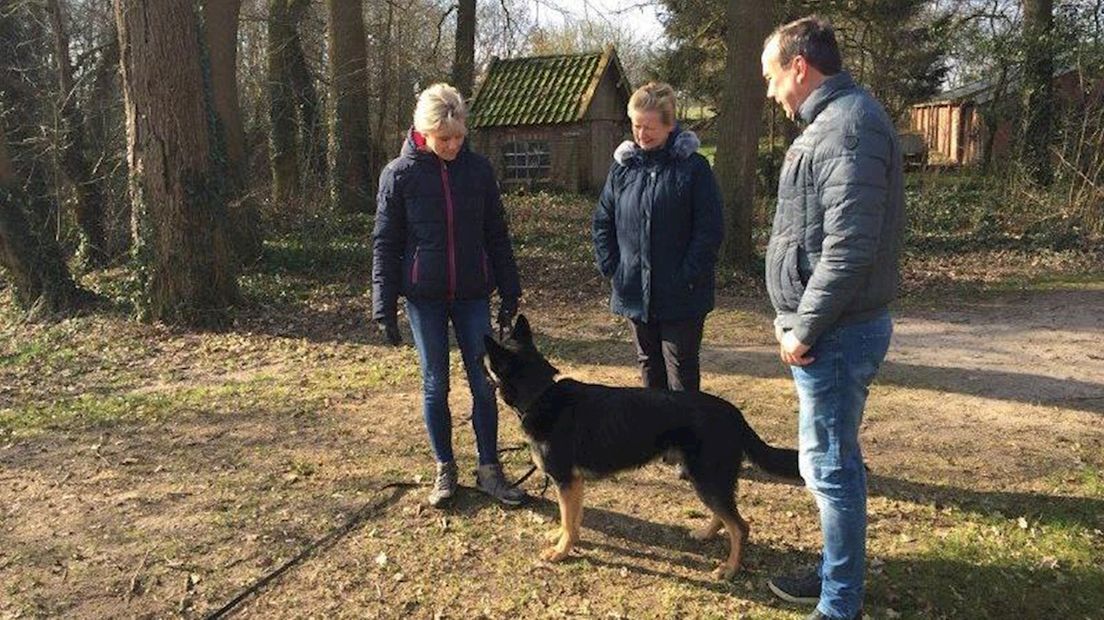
left=372, top=83, right=526, bottom=509
left=593, top=82, right=723, bottom=393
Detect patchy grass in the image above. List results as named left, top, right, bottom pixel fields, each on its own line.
left=1, top=193, right=1102, bottom=618
left=873, top=469, right=1104, bottom=619
left=1, top=391, right=180, bottom=435
left=0, top=322, right=80, bottom=368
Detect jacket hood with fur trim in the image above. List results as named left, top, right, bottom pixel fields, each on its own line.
left=613, top=127, right=701, bottom=166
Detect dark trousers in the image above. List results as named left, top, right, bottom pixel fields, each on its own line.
left=628, top=316, right=705, bottom=392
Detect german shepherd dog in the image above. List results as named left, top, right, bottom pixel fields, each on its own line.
left=484, top=315, right=801, bottom=580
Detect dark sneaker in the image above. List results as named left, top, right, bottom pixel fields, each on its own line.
left=806, top=610, right=863, bottom=620
left=475, top=463, right=527, bottom=506
left=768, top=569, right=821, bottom=605
left=427, top=461, right=458, bottom=508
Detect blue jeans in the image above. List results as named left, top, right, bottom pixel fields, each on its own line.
left=406, top=297, right=499, bottom=466
left=791, top=311, right=892, bottom=619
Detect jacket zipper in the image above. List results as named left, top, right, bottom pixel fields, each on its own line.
left=440, top=161, right=457, bottom=300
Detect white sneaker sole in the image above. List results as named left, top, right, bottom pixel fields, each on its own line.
left=768, top=580, right=820, bottom=605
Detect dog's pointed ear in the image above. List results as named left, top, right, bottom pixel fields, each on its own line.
left=511, top=313, right=533, bottom=344
left=484, top=334, right=504, bottom=357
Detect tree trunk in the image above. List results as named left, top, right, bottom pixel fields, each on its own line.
left=0, top=141, right=58, bottom=310
left=86, top=30, right=130, bottom=259
left=0, top=3, right=87, bottom=314
left=115, top=0, right=238, bottom=327
left=267, top=0, right=300, bottom=203
left=1021, top=0, right=1054, bottom=186
left=373, top=2, right=395, bottom=172
left=453, top=0, right=476, bottom=99
left=200, top=0, right=246, bottom=181
left=287, top=0, right=326, bottom=184
left=200, top=0, right=262, bottom=266
left=44, top=0, right=110, bottom=267
left=981, top=66, right=1011, bottom=173
left=715, top=0, right=773, bottom=271
left=0, top=118, right=87, bottom=314
left=326, top=0, right=373, bottom=213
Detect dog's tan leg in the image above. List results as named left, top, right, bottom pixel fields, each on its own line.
left=541, top=478, right=582, bottom=562
left=569, top=478, right=584, bottom=541
left=711, top=510, right=750, bottom=580
left=540, top=484, right=569, bottom=560
left=691, top=515, right=723, bottom=541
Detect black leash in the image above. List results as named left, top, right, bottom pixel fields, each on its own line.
left=203, top=481, right=419, bottom=620
left=205, top=446, right=544, bottom=618
left=511, top=464, right=538, bottom=487
left=204, top=446, right=551, bottom=618
left=500, top=444, right=551, bottom=497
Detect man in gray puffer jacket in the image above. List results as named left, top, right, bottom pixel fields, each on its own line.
left=760, top=17, right=904, bottom=620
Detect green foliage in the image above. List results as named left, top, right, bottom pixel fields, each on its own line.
left=0, top=328, right=76, bottom=369
left=506, top=191, right=596, bottom=265
left=951, top=1, right=1103, bottom=87
left=0, top=5, right=88, bottom=314
left=828, top=0, right=952, bottom=120
left=526, top=17, right=653, bottom=87
left=259, top=210, right=372, bottom=275
left=905, top=169, right=1097, bottom=251
left=237, top=210, right=372, bottom=307
left=697, top=144, right=716, bottom=165
left=0, top=391, right=179, bottom=435
left=906, top=172, right=1004, bottom=235
left=653, top=0, right=950, bottom=118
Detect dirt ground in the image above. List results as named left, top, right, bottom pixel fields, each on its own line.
left=1, top=276, right=1102, bottom=619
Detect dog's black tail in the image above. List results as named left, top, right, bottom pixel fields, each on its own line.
left=740, top=419, right=801, bottom=481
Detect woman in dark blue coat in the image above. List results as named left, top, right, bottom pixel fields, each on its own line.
left=372, top=83, right=526, bottom=508
left=593, top=82, right=723, bottom=392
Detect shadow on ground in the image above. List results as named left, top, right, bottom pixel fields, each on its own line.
left=532, top=330, right=1104, bottom=415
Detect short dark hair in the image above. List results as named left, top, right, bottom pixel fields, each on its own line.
left=767, top=16, right=842, bottom=76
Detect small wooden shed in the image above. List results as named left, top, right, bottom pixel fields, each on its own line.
left=467, top=46, right=632, bottom=193
left=909, top=68, right=1086, bottom=166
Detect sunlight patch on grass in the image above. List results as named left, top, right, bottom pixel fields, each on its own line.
left=1050, top=467, right=1104, bottom=498
left=296, top=353, right=421, bottom=396
left=0, top=392, right=179, bottom=435
left=0, top=337, right=55, bottom=367
left=0, top=325, right=79, bottom=368
left=867, top=466, right=1104, bottom=618
left=0, top=375, right=321, bottom=437
left=887, top=518, right=1104, bottom=618
left=934, top=514, right=1101, bottom=570
left=988, top=270, right=1104, bottom=292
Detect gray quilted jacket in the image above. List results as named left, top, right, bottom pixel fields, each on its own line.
left=766, top=72, right=905, bottom=345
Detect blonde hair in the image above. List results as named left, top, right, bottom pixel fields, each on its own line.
left=413, top=83, right=468, bottom=136
left=628, top=82, right=678, bottom=126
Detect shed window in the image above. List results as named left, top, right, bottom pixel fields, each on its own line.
left=502, top=141, right=551, bottom=180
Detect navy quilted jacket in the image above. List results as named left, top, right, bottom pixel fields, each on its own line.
left=372, top=130, right=521, bottom=321
left=592, top=127, right=723, bottom=322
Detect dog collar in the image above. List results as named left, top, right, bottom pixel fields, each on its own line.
left=511, top=377, right=557, bottom=415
